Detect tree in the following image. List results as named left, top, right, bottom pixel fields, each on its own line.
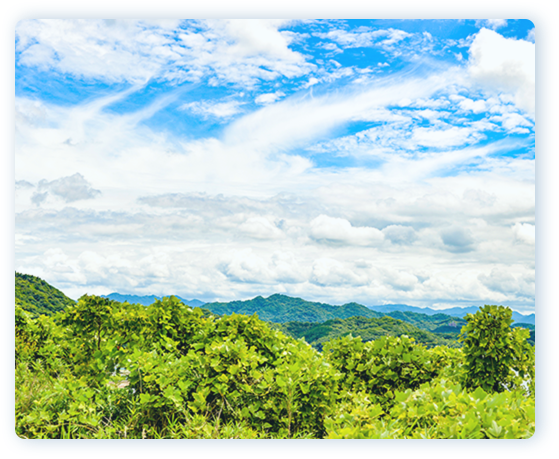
left=459, top=305, right=534, bottom=394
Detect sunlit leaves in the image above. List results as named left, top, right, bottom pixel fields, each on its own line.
left=15, top=296, right=534, bottom=439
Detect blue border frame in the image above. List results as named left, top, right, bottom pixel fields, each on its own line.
left=2, top=2, right=557, bottom=457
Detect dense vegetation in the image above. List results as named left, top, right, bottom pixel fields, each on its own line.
left=15, top=272, right=76, bottom=316
left=512, top=323, right=535, bottom=346
left=274, top=315, right=459, bottom=351
left=15, top=294, right=535, bottom=439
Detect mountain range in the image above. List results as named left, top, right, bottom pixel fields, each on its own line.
left=15, top=274, right=535, bottom=347
left=101, top=293, right=205, bottom=308
left=14, top=272, right=535, bottom=327
left=94, top=293, right=537, bottom=326
left=366, top=303, right=535, bottom=326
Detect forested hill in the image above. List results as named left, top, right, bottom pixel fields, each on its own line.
left=15, top=272, right=75, bottom=316
left=202, top=294, right=384, bottom=323
left=274, top=315, right=460, bottom=351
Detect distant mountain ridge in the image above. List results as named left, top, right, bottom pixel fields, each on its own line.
left=202, top=294, right=383, bottom=323
left=14, top=269, right=535, bottom=349
left=102, top=293, right=205, bottom=308
left=367, top=304, right=535, bottom=326
left=104, top=291, right=535, bottom=326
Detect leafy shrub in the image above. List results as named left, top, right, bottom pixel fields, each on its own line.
left=326, top=379, right=535, bottom=439
left=459, top=305, right=535, bottom=394
left=14, top=296, right=535, bottom=439
left=323, top=334, right=446, bottom=407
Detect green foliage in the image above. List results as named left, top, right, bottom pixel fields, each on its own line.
left=326, top=379, right=535, bottom=439
left=459, top=305, right=535, bottom=394
left=323, top=334, right=454, bottom=407
left=15, top=272, right=75, bottom=316
left=15, top=296, right=534, bottom=439
left=276, top=315, right=459, bottom=351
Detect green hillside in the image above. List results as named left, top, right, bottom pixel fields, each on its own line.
left=203, top=293, right=383, bottom=323
left=274, top=315, right=460, bottom=351
left=383, top=310, right=467, bottom=333
left=15, top=272, right=75, bottom=316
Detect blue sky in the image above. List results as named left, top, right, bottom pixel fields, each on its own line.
left=14, top=19, right=535, bottom=313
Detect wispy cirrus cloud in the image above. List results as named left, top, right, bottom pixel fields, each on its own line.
left=15, top=20, right=536, bottom=312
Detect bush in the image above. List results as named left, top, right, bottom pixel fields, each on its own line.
left=326, top=379, right=535, bottom=439
left=459, top=305, right=535, bottom=394
left=323, top=334, right=447, bottom=407
left=14, top=296, right=535, bottom=439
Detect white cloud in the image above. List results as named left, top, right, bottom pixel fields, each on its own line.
left=476, top=19, right=508, bottom=30
left=316, top=28, right=410, bottom=49
left=310, top=215, right=384, bottom=246
left=16, top=19, right=313, bottom=88
left=255, top=91, right=285, bottom=104
left=14, top=20, right=535, bottom=311
left=381, top=268, right=419, bottom=292
left=31, top=173, right=101, bottom=205
left=382, top=225, right=418, bottom=245
left=453, top=96, right=487, bottom=114
left=180, top=99, right=244, bottom=119
left=218, top=249, right=307, bottom=285
left=222, top=68, right=457, bottom=156
left=310, top=258, right=368, bottom=287
left=440, top=226, right=475, bottom=253
left=490, top=112, right=533, bottom=131
left=468, top=28, right=535, bottom=115
left=238, top=216, right=284, bottom=240
left=478, top=267, right=534, bottom=299
left=512, top=222, right=535, bottom=245
left=412, top=125, right=483, bottom=148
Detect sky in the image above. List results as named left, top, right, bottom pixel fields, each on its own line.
left=14, top=19, right=536, bottom=313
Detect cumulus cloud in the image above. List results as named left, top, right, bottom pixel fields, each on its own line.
left=489, top=112, right=533, bottom=132
left=382, top=225, right=418, bottom=245
left=381, top=268, right=419, bottom=292
left=255, top=91, right=285, bottom=104
left=440, top=226, right=475, bottom=253
left=218, top=249, right=307, bottom=285
left=31, top=173, right=101, bottom=205
left=478, top=267, right=534, bottom=299
left=310, top=258, right=368, bottom=287
left=310, top=215, right=384, bottom=246
left=238, top=217, right=285, bottom=240
left=468, top=28, right=535, bottom=115
left=512, top=222, right=535, bottom=245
